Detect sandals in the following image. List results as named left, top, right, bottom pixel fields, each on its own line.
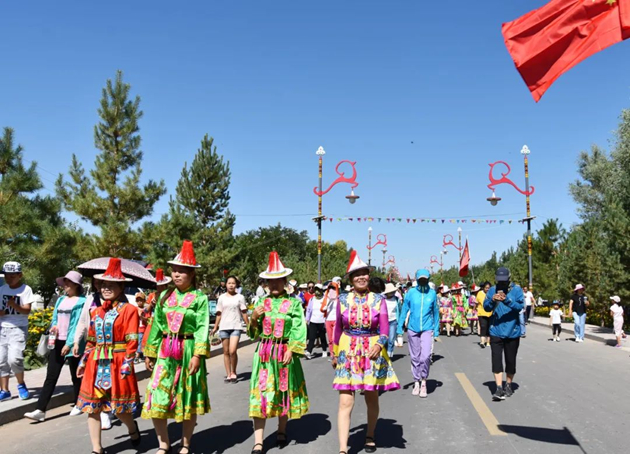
left=129, top=420, right=141, bottom=447
left=364, top=436, right=377, bottom=453
left=276, top=432, right=288, bottom=448
left=156, top=447, right=171, bottom=454
left=251, top=443, right=264, bottom=454
left=178, top=446, right=190, bottom=454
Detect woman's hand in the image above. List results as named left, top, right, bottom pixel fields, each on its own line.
left=76, top=366, right=85, bottom=378
left=72, top=344, right=80, bottom=357
left=61, top=345, right=70, bottom=356
left=368, top=343, right=382, bottom=360
left=145, top=357, right=155, bottom=372
left=49, top=326, right=58, bottom=335
left=493, top=293, right=506, bottom=302
left=188, top=355, right=201, bottom=375
left=331, top=357, right=337, bottom=369
left=253, top=306, right=265, bottom=320
left=281, top=350, right=293, bottom=365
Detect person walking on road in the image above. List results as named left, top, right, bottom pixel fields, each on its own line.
left=24, top=271, right=87, bottom=421
left=398, top=269, right=440, bottom=398
left=523, top=286, right=534, bottom=324
left=439, top=285, right=453, bottom=337
left=483, top=267, right=524, bottom=401
left=549, top=302, right=564, bottom=342
left=332, top=251, right=400, bottom=454
left=305, top=283, right=329, bottom=359
left=569, top=284, right=589, bottom=343
left=324, top=278, right=341, bottom=359
left=610, top=296, right=624, bottom=348
left=211, top=275, right=250, bottom=383
left=383, top=283, right=401, bottom=359
left=477, top=282, right=492, bottom=348
left=248, top=252, right=309, bottom=454
left=142, top=241, right=211, bottom=454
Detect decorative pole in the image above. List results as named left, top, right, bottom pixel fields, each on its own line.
left=486, top=145, right=536, bottom=291
left=313, top=147, right=360, bottom=283
left=382, top=248, right=387, bottom=270
left=368, top=227, right=373, bottom=266
left=458, top=227, right=463, bottom=263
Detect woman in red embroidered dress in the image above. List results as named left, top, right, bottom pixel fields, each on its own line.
left=76, top=258, right=141, bottom=454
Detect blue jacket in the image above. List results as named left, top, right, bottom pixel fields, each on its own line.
left=484, top=285, right=524, bottom=339
left=50, top=295, right=87, bottom=357
left=397, top=285, right=440, bottom=337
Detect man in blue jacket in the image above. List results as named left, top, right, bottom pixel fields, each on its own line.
left=398, top=269, right=440, bottom=398
left=483, top=267, right=524, bottom=401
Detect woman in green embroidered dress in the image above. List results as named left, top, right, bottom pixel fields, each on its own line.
left=248, top=251, right=309, bottom=454
left=142, top=241, right=210, bottom=454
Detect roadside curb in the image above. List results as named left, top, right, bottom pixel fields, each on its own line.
left=529, top=318, right=616, bottom=345
left=0, top=337, right=255, bottom=426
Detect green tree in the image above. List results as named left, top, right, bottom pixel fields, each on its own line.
left=56, top=71, right=166, bottom=258
left=1, top=127, right=80, bottom=300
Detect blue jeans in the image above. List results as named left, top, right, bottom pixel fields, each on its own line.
left=573, top=313, right=586, bottom=340
left=519, top=312, right=526, bottom=336
left=387, top=320, right=398, bottom=357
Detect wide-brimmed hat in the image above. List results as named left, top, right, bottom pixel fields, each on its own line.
left=442, top=284, right=451, bottom=293
left=470, top=284, right=480, bottom=293
left=56, top=270, right=83, bottom=287
left=168, top=240, right=201, bottom=268
left=332, top=276, right=342, bottom=284
left=298, top=283, right=308, bottom=290
left=259, top=251, right=293, bottom=279
left=610, top=295, right=621, bottom=303
left=345, top=250, right=374, bottom=278
left=574, top=284, right=585, bottom=292
left=384, top=283, right=397, bottom=294
left=314, top=283, right=324, bottom=290
left=94, top=258, right=132, bottom=282
left=289, top=279, right=298, bottom=287
left=155, top=268, right=172, bottom=286
left=451, top=283, right=462, bottom=291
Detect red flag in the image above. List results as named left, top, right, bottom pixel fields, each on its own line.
left=459, top=240, right=470, bottom=277
left=503, top=0, right=630, bottom=102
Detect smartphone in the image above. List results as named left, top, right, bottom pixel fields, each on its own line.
left=496, top=281, right=509, bottom=294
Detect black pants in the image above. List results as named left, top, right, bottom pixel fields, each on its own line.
left=525, top=306, right=532, bottom=323
left=479, top=316, right=491, bottom=337
left=307, top=322, right=328, bottom=353
left=37, top=339, right=82, bottom=411
left=490, top=336, right=520, bottom=375
left=552, top=324, right=562, bottom=335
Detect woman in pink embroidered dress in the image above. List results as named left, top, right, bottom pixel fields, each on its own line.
left=332, top=251, right=399, bottom=454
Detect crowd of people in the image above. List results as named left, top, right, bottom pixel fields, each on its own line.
left=0, top=241, right=626, bottom=453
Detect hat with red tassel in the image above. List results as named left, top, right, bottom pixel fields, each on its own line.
left=259, top=251, right=292, bottom=279
left=168, top=240, right=201, bottom=268
left=155, top=268, right=172, bottom=285
left=345, top=250, right=374, bottom=278
left=94, top=258, right=132, bottom=282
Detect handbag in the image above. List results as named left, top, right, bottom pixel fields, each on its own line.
left=36, top=333, right=50, bottom=357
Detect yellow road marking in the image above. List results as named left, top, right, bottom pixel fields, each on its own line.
left=455, top=373, right=506, bottom=436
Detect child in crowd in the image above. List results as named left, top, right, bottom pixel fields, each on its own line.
left=610, top=296, right=625, bottom=348
left=549, top=301, right=564, bottom=342
left=0, top=261, right=34, bottom=401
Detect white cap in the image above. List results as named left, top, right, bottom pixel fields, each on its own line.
left=332, top=276, right=342, bottom=284
left=2, top=261, right=22, bottom=273
left=610, top=296, right=621, bottom=303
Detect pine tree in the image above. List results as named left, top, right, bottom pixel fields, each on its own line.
left=1, top=127, right=79, bottom=299
left=146, top=134, right=235, bottom=289
left=56, top=71, right=166, bottom=258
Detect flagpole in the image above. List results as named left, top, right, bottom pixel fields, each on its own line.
left=468, top=236, right=476, bottom=285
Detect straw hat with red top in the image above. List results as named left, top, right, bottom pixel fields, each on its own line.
left=155, top=268, right=172, bottom=285
left=259, top=251, right=293, bottom=279
left=344, top=250, right=374, bottom=278
left=450, top=282, right=462, bottom=292
left=168, top=240, right=202, bottom=268
left=94, top=258, right=132, bottom=282
left=469, top=284, right=480, bottom=294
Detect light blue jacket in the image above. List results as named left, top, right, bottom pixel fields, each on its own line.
left=50, top=295, right=87, bottom=357
left=397, top=285, right=440, bottom=338
left=484, top=284, right=524, bottom=339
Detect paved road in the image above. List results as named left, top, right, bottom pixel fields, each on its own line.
left=2, top=323, right=628, bottom=454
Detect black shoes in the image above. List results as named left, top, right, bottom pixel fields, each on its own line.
left=492, top=387, right=506, bottom=401
left=504, top=383, right=514, bottom=398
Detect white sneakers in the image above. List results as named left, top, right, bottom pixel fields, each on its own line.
left=100, top=411, right=112, bottom=430
left=24, top=409, right=46, bottom=422
left=576, top=338, right=584, bottom=343
left=69, top=406, right=82, bottom=416
left=412, top=381, right=420, bottom=396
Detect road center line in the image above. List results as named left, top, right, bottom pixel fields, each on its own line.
left=455, top=372, right=506, bottom=437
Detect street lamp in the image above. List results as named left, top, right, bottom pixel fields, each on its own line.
left=382, top=248, right=388, bottom=270
left=487, top=144, right=536, bottom=291
left=368, top=227, right=372, bottom=266
left=367, top=232, right=387, bottom=268
left=313, top=146, right=360, bottom=283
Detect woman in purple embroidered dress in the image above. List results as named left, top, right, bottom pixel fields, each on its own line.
left=332, top=251, right=400, bottom=454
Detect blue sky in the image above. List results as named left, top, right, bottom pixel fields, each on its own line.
left=2, top=1, right=629, bottom=277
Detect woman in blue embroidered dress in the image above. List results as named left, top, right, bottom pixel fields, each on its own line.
left=76, top=258, right=141, bottom=454
left=332, top=251, right=400, bottom=454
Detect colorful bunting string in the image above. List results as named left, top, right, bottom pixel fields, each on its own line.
left=325, top=217, right=522, bottom=224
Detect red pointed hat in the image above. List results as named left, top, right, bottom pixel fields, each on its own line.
left=155, top=268, right=172, bottom=285
left=345, top=250, right=374, bottom=278
left=168, top=240, right=201, bottom=268
left=259, top=251, right=293, bottom=279
left=94, top=258, right=132, bottom=282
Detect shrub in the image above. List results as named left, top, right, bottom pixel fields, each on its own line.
left=25, top=307, right=53, bottom=370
